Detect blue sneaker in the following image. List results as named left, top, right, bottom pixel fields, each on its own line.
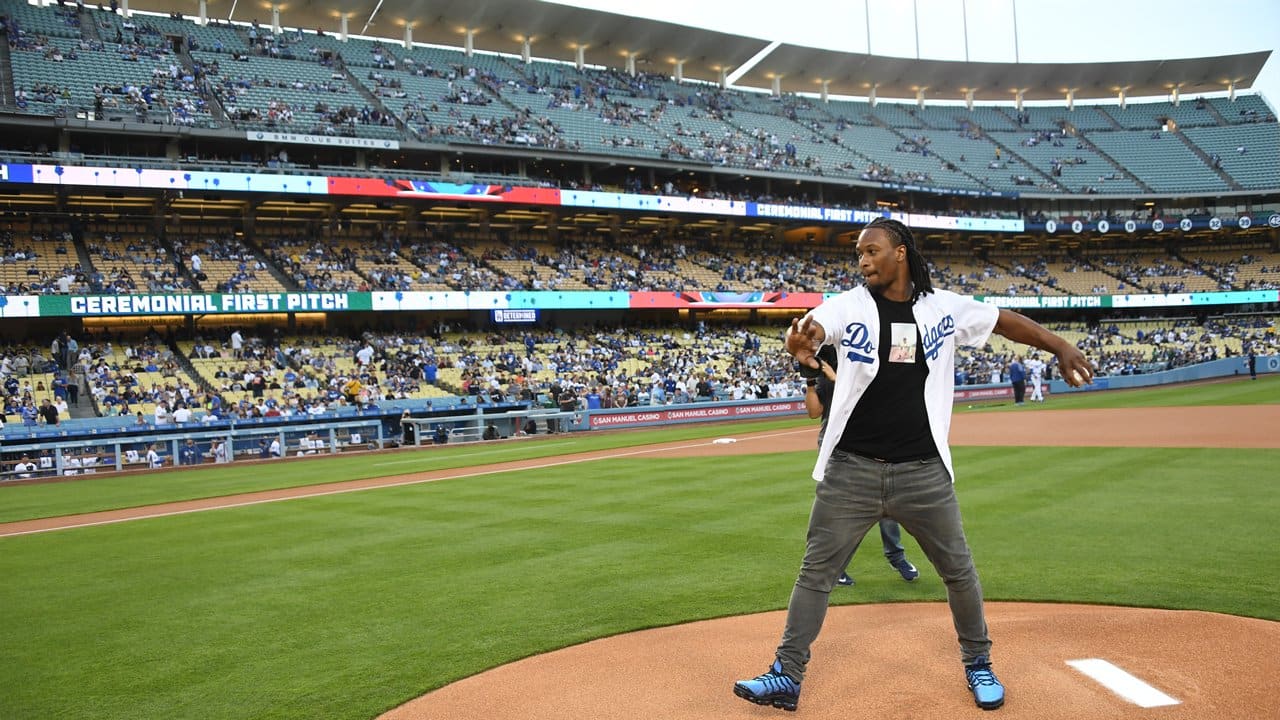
left=891, top=558, right=920, bottom=582
left=734, top=659, right=800, bottom=711
left=836, top=572, right=855, bottom=586
left=965, top=656, right=1005, bottom=710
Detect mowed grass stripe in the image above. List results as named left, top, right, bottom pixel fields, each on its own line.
left=0, top=418, right=811, bottom=524
left=0, top=447, right=1277, bottom=720
left=2, top=376, right=1274, bottom=524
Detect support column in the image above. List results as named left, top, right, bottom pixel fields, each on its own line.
left=868, top=84, right=877, bottom=107
left=674, top=61, right=684, bottom=83
left=271, top=5, right=281, bottom=34
left=1171, top=86, right=1180, bottom=107
left=965, top=89, right=975, bottom=111
left=1228, top=80, right=1236, bottom=101
left=1015, top=89, right=1024, bottom=111
left=198, top=0, right=207, bottom=26
left=339, top=14, right=349, bottom=41
left=522, top=38, right=531, bottom=64
left=718, top=68, right=727, bottom=88
left=820, top=80, right=829, bottom=104
left=1118, top=88, right=1127, bottom=109
left=1065, top=89, right=1075, bottom=111
left=771, top=76, right=781, bottom=97
left=403, top=23, right=412, bottom=50
left=121, top=0, right=130, bottom=17
left=626, top=52, right=636, bottom=76
left=916, top=87, right=926, bottom=108
left=575, top=46, right=585, bottom=70
left=464, top=30, right=474, bottom=57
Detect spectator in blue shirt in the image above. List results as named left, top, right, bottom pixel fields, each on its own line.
left=1009, top=356, right=1027, bottom=405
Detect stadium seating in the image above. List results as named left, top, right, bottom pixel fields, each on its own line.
left=1180, top=124, right=1280, bottom=190
left=987, top=131, right=1143, bottom=194
left=1087, top=130, right=1230, bottom=193
left=1, top=3, right=1274, bottom=199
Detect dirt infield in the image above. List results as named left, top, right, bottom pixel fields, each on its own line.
left=378, top=603, right=1280, bottom=720
left=3, top=404, right=1278, bottom=719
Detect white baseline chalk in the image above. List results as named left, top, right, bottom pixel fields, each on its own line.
left=1067, top=658, right=1180, bottom=708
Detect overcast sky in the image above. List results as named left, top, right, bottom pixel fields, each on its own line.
left=550, top=0, right=1280, bottom=107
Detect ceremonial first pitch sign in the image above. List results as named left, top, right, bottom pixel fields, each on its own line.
left=45, top=292, right=370, bottom=316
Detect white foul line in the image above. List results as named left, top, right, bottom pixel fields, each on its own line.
left=0, top=428, right=812, bottom=538
left=1066, top=658, right=1180, bottom=708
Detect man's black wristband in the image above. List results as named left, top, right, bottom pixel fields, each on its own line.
left=806, top=378, right=817, bottom=387
left=797, top=358, right=824, bottom=379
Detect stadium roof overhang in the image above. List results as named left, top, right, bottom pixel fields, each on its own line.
left=136, top=0, right=1267, bottom=102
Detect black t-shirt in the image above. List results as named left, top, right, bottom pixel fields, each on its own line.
left=836, top=292, right=938, bottom=462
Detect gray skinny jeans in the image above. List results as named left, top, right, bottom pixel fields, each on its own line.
left=776, top=450, right=992, bottom=681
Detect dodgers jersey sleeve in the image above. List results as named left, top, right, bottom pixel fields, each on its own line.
left=943, top=290, right=1000, bottom=348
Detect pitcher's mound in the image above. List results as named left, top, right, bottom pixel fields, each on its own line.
left=380, top=602, right=1279, bottom=720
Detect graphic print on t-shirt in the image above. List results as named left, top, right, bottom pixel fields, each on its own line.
left=888, top=322, right=918, bottom=363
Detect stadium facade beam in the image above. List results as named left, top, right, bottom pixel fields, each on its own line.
left=725, top=40, right=782, bottom=87
left=361, top=0, right=386, bottom=36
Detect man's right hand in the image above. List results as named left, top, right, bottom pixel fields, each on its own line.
left=786, top=316, right=825, bottom=370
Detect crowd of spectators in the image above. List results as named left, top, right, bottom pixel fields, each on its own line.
left=2, top=312, right=1276, bottom=479
left=5, top=214, right=1280, bottom=297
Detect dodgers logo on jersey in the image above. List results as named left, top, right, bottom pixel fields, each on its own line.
left=921, top=315, right=955, bottom=360
left=842, top=322, right=875, bottom=364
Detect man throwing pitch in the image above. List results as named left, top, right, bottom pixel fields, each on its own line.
left=733, top=218, right=1094, bottom=712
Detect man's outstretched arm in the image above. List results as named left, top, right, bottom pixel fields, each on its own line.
left=993, top=309, right=1094, bottom=387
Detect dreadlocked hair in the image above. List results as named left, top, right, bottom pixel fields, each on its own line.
left=865, top=217, right=934, bottom=303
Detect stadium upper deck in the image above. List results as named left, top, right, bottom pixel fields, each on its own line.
left=0, top=3, right=1276, bottom=200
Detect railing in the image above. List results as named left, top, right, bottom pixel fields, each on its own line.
left=0, top=416, right=386, bottom=481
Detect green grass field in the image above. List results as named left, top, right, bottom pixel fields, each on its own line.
left=1, top=378, right=1277, bottom=719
